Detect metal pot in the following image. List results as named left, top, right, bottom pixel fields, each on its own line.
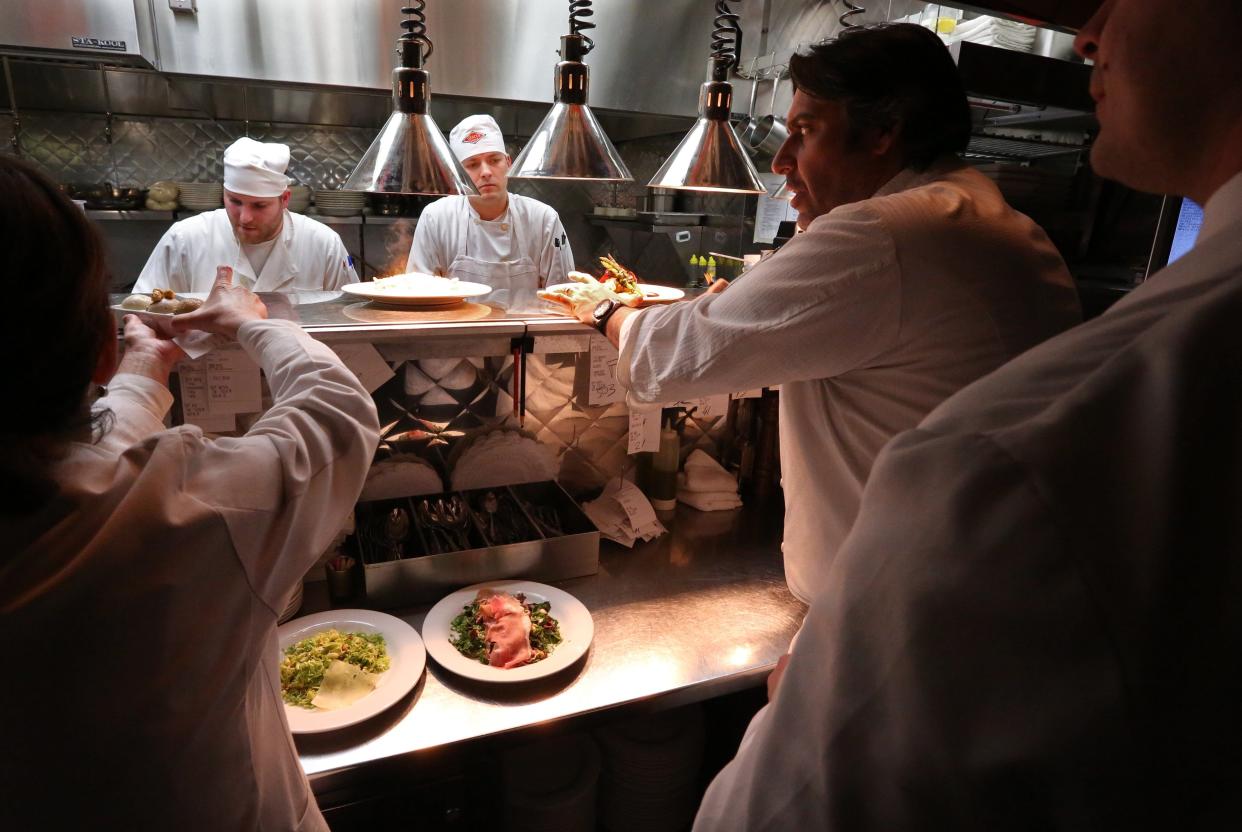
left=742, top=114, right=790, bottom=158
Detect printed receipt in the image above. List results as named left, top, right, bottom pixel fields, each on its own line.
left=588, top=333, right=622, bottom=407
left=627, top=404, right=662, bottom=454
left=177, top=343, right=262, bottom=432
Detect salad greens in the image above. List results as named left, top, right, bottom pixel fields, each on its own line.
left=449, top=592, right=563, bottom=666
left=280, top=629, right=390, bottom=708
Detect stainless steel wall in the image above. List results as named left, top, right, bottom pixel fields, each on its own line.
left=148, top=0, right=713, bottom=117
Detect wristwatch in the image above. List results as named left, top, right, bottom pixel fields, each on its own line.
left=591, top=298, right=624, bottom=333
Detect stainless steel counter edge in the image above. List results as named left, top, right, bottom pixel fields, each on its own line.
left=296, top=501, right=804, bottom=780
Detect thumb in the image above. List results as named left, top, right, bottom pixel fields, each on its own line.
left=214, top=265, right=234, bottom=287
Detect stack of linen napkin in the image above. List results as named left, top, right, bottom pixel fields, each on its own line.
left=676, top=449, right=742, bottom=511
left=582, top=478, right=666, bottom=547
left=450, top=429, right=560, bottom=491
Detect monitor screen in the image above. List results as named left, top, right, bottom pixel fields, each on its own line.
left=1167, top=198, right=1203, bottom=265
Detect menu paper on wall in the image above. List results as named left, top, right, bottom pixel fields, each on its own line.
left=753, top=173, right=799, bottom=244
left=330, top=343, right=396, bottom=393
left=177, top=343, right=261, bottom=431
left=588, top=334, right=622, bottom=406
left=627, top=404, right=662, bottom=454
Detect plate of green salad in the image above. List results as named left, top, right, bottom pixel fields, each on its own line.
left=422, top=580, right=594, bottom=683
left=276, top=609, right=425, bottom=733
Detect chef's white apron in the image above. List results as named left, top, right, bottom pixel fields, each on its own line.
left=447, top=211, right=540, bottom=311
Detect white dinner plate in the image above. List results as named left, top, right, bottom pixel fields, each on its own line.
left=113, top=291, right=208, bottom=316
left=422, top=580, right=594, bottom=683
left=637, top=283, right=685, bottom=304
left=340, top=278, right=492, bottom=307
left=277, top=609, right=426, bottom=734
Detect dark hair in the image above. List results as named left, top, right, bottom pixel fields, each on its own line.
left=0, top=156, right=114, bottom=512
left=788, top=23, right=971, bottom=170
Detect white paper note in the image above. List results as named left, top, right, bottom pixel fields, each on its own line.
left=674, top=395, right=730, bottom=420
left=753, top=173, right=799, bottom=244
left=177, top=343, right=261, bottom=430
left=732, top=389, right=764, bottom=399
left=587, top=334, right=622, bottom=406
left=627, top=404, right=662, bottom=454
left=330, top=343, right=396, bottom=393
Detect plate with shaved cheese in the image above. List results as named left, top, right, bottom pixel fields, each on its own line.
left=340, top=273, right=492, bottom=307
left=423, top=580, right=593, bottom=683
left=277, top=609, right=425, bottom=733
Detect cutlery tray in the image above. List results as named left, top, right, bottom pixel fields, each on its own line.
left=350, top=481, right=600, bottom=609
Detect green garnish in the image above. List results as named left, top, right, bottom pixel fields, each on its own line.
left=280, top=629, right=390, bottom=708
left=449, top=593, right=563, bottom=667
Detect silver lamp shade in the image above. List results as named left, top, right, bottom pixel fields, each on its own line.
left=510, top=34, right=633, bottom=182
left=648, top=69, right=765, bottom=195
left=345, top=109, right=475, bottom=195
left=345, top=39, right=475, bottom=196
left=510, top=101, right=632, bottom=181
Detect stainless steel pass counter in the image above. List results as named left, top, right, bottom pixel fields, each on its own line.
left=296, top=501, right=804, bottom=781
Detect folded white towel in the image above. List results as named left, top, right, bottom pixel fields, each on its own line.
left=682, top=449, right=739, bottom=493
left=677, top=487, right=743, bottom=512
left=361, top=454, right=443, bottom=501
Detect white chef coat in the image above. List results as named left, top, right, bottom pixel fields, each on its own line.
left=694, top=171, right=1242, bottom=830
left=619, top=158, right=1081, bottom=602
left=0, top=319, right=379, bottom=831
left=134, top=208, right=357, bottom=293
left=405, top=193, right=574, bottom=309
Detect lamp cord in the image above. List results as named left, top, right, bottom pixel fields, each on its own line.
left=839, top=1, right=866, bottom=29
left=712, top=0, right=743, bottom=72
left=400, top=1, right=434, bottom=61
left=569, top=0, right=596, bottom=54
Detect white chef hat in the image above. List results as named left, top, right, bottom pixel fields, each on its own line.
left=222, top=137, right=291, bottom=197
left=449, top=115, right=507, bottom=163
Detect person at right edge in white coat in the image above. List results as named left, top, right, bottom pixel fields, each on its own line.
left=694, top=1, right=1242, bottom=829
left=406, top=114, right=574, bottom=310
left=544, top=24, right=1082, bottom=605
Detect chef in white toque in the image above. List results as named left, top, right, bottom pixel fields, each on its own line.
left=135, top=137, right=357, bottom=293
left=405, top=114, right=574, bottom=310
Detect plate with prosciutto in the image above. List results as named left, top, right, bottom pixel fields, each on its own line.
left=422, top=580, right=594, bottom=683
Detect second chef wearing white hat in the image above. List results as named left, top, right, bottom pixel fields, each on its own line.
left=405, top=114, right=575, bottom=310
left=134, top=137, right=357, bottom=293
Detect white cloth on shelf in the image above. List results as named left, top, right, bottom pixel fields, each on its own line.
left=680, top=449, right=740, bottom=493
left=675, top=482, right=743, bottom=512
left=582, top=478, right=666, bottom=547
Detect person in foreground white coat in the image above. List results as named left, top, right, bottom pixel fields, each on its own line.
left=544, top=25, right=1081, bottom=603
left=0, top=156, right=379, bottom=830
left=693, top=1, right=1242, bottom=828
left=134, top=137, right=357, bottom=293
left=406, top=114, right=574, bottom=310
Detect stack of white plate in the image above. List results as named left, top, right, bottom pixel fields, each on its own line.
left=502, top=733, right=600, bottom=832
left=287, top=185, right=312, bottom=213
left=595, top=705, right=706, bottom=832
left=314, top=188, right=367, bottom=216
left=177, top=181, right=223, bottom=211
